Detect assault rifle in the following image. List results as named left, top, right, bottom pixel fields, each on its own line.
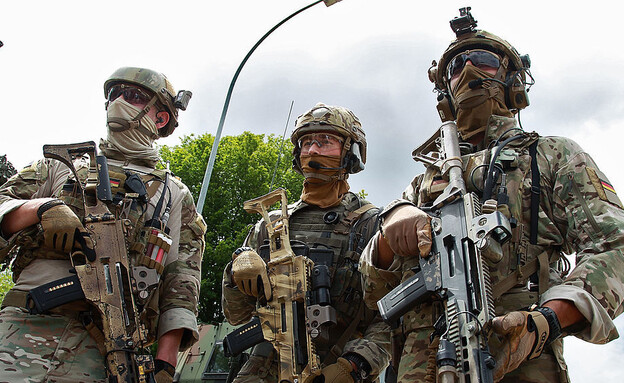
left=377, top=122, right=512, bottom=383
left=223, top=188, right=322, bottom=383
left=43, top=142, right=155, bottom=383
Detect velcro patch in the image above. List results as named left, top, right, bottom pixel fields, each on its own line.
left=586, top=167, right=623, bottom=209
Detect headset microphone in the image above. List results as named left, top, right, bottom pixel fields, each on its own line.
left=468, top=77, right=508, bottom=89
left=308, top=161, right=346, bottom=170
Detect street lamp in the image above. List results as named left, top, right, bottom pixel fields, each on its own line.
left=196, top=0, right=342, bottom=212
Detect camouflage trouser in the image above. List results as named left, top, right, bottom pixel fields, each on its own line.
left=398, top=327, right=570, bottom=383
left=233, top=342, right=278, bottom=383
left=0, top=306, right=106, bottom=383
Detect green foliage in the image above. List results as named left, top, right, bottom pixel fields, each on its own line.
left=160, top=132, right=303, bottom=322
left=0, top=270, right=14, bottom=305
left=0, top=154, right=17, bottom=185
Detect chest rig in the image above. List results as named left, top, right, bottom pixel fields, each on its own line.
left=416, top=132, right=560, bottom=306
left=258, top=193, right=379, bottom=355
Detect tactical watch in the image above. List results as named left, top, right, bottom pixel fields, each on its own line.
left=343, top=353, right=371, bottom=382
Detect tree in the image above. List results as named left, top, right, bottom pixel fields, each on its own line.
left=0, top=154, right=16, bottom=186
left=160, top=132, right=303, bottom=323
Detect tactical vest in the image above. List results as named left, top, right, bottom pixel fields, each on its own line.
left=256, top=192, right=379, bottom=357
left=416, top=135, right=562, bottom=316
left=10, top=162, right=166, bottom=281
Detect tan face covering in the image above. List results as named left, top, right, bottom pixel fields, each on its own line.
left=451, top=65, right=513, bottom=141
left=100, top=98, right=160, bottom=167
left=300, top=154, right=349, bottom=208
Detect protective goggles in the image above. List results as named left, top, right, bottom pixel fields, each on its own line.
left=298, top=133, right=344, bottom=154
left=107, top=84, right=153, bottom=105
left=446, top=49, right=501, bottom=79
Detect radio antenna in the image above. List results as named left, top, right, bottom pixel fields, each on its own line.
left=269, top=100, right=295, bottom=192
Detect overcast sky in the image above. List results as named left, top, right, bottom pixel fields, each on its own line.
left=2, top=0, right=623, bottom=380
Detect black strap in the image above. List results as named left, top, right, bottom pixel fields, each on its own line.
left=528, top=141, right=540, bottom=245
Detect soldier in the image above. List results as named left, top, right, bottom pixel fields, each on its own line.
left=222, top=103, right=390, bottom=383
left=0, top=67, right=206, bottom=382
left=359, top=8, right=624, bottom=383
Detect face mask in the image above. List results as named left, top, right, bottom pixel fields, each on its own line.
left=451, top=65, right=512, bottom=141
left=300, top=154, right=349, bottom=208
left=101, top=98, right=160, bottom=167
left=106, top=97, right=159, bottom=138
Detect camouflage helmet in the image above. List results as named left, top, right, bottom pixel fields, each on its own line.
left=428, top=8, right=532, bottom=116
left=291, top=103, right=367, bottom=175
left=104, top=67, right=191, bottom=137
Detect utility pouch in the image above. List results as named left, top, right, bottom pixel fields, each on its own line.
left=25, top=274, right=85, bottom=314
left=132, top=225, right=172, bottom=306
left=223, top=316, right=265, bottom=357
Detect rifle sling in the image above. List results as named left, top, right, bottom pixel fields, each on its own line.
left=323, top=302, right=365, bottom=365
left=492, top=251, right=549, bottom=299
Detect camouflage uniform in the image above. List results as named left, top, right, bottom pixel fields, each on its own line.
left=223, top=192, right=391, bottom=383
left=360, top=115, right=624, bottom=382
left=0, top=155, right=206, bottom=381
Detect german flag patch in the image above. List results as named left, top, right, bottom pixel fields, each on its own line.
left=586, top=167, right=623, bottom=209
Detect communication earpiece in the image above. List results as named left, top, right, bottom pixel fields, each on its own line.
left=342, top=142, right=365, bottom=174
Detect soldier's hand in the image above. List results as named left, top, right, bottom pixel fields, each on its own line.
left=381, top=204, right=432, bottom=257
left=231, top=247, right=272, bottom=300
left=491, top=307, right=561, bottom=382
left=313, top=357, right=355, bottom=383
left=37, top=199, right=94, bottom=254
left=154, top=359, right=175, bottom=383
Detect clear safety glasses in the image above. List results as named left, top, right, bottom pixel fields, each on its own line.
left=298, top=133, right=344, bottom=154
left=446, top=49, right=501, bottom=79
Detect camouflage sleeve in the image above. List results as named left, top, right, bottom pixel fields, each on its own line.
left=359, top=232, right=403, bottom=310
left=342, top=313, right=391, bottom=379
left=158, top=185, right=207, bottom=350
left=0, top=159, right=69, bottom=254
left=221, top=223, right=260, bottom=325
left=539, top=136, right=624, bottom=344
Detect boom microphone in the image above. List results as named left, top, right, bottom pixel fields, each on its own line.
left=308, top=161, right=345, bottom=170
left=468, top=77, right=508, bottom=89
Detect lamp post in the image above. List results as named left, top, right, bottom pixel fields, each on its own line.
left=196, top=0, right=342, bottom=212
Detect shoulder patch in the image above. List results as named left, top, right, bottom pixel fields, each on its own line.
left=586, top=167, right=623, bottom=209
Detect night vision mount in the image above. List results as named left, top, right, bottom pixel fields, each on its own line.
left=450, top=7, right=477, bottom=37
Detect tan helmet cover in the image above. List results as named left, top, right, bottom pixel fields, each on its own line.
left=291, top=103, right=366, bottom=175
left=104, top=67, right=182, bottom=137
left=432, top=29, right=525, bottom=92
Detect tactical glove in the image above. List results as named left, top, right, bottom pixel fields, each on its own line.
left=154, top=359, right=175, bottom=383
left=491, top=307, right=562, bottom=382
left=380, top=204, right=432, bottom=257
left=313, top=357, right=355, bottom=383
left=37, top=199, right=93, bottom=255
left=231, top=247, right=272, bottom=300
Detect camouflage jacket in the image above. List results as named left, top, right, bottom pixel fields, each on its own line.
left=360, top=115, right=624, bottom=345
left=0, top=155, right=206, bottom=350
left=222, top=192, right=391, bottom=378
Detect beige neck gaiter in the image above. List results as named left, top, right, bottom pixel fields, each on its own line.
left=300, top=154, right=349, bottom=208
left=452, top=65, right=513, bottom=142
left=100, top=98, right=160, bottom=168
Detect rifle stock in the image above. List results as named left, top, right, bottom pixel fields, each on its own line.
left=377, top=122, right=511, bottom=383
left=43, top=142, right=154, bottom=383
